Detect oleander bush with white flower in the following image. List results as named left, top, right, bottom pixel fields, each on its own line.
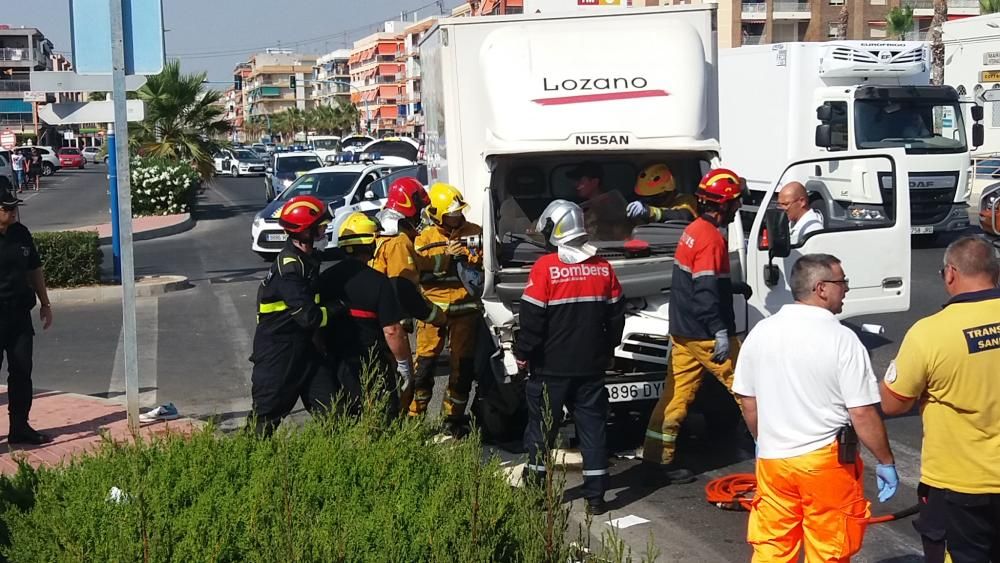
left=128, top=156, right=199, bottom=216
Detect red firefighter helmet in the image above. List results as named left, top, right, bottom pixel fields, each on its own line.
left=278, top=195, right=331, bottom=234
left=697, top=168, right=744, bottom=204
left=383, top=177, right=430, bottom=220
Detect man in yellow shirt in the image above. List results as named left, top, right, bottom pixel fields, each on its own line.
left=881, top=235, right=1000, bottom=563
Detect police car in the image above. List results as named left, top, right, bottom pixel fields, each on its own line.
left=251, top=153, right=424, bottom=259
left=213, top=148, right=268, bottom=177
left=263, top=151, right=324, bottom=202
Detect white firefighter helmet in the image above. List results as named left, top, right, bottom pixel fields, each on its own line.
left=536, top=199, right=596, bottom=264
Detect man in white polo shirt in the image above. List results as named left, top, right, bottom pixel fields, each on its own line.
left=777, top=182, right=823, bottom=245
left=733, top=253, right=898, bottom=562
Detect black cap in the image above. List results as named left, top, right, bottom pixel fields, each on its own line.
left=566, top=161, right=603, bottom=181
left=0, top=190, right=23, bottom=208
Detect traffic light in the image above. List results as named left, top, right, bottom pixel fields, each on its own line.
left=289, top=74, right=296, bottom=90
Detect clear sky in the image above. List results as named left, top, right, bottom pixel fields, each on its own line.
left=3, top=0, right=463, bottom=83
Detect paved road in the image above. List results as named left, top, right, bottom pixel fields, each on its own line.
left=19, top=165, right=114, bottom=232
left=30, top=176, right=984, bottom=560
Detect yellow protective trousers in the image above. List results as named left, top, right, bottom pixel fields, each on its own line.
left=643, top=335, right=741, bottom=465
left=409, top=313, right=479, bottom=418
left=748, top=441, right=871, bottom=563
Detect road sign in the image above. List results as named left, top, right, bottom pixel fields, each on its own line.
left=38, top=100, right=145, bottom=125
left=22, top=91, right=47, bottom=102
left=30, top=71, right=147, bottom=92
left=983, top=89, right=1000, bottom=103
left=69, top=0, right=164, bottom=75
left=0, top=130, right=15, bottom=150
left=63, top=131, right=75, bottom=140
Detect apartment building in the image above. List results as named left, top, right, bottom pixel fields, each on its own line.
left=312, top=49, right=351, bottom=109
left=396, top=18, right=436, bottom=138
left=0, top=25, right=52, bottom=142
left=244, top=49, right=317, bottom=125
left=349, top=23, right=406, bottom=136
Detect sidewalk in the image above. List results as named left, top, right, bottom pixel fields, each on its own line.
left=69, top=212, right=194, bottom=243
left=0, top=385, right=200, bottom=475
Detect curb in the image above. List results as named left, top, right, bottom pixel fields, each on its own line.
left=48, top=275, right=191, bottom=305
left=96, top=213, right=195, bottom=245
left=37, top=388, right=208, bottom=431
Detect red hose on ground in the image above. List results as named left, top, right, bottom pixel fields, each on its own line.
left=705, top=474, right=919, bottom=523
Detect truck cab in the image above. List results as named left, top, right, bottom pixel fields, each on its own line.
left=419, top=7, right=913, bottom=439
left=722, top=41, right=972, bottom=236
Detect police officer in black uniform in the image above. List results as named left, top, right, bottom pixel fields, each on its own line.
left=317, top=212, right=412, bottom=418
left=250, top=195, right=340, bottom=436
left=0, top=190, right=54, bottom=444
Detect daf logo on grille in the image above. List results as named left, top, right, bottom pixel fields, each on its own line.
left=879, top=51, right=892, bottom=62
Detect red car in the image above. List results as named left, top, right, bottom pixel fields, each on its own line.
left=57, top=148, right=86, bottom=169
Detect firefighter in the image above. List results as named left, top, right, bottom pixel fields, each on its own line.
left=370, top=177, right=447, bottom=329
left=411, top=182, right=483, bottom=435
left=317, top=213, right=413, bottom=419
left=250, top=195, right=340, bottom=436
left=516, top=199, right=626, bottom=516
left=642, top=168, right=751, bottom=482
left=625, top=163, right=698, bottom=224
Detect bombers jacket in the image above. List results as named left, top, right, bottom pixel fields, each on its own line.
left=414, top=221, right=483, bottom=316
left=515, top=253, right=626, bottom=378
left=370, top=233, right=445, bottom=325
left=668, top=216, right=736, bottom=340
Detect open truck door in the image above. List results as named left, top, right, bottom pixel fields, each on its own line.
left=745, top=150, right=911, bottom=323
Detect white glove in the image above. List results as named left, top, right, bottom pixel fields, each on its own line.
left=711, top=330, right=731, bottom=364
left=626, top=201, right=649, bottom=219
left=396, top=359, right=413, bottom=392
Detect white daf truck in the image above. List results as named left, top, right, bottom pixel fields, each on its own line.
left=420, top=6, right=913, bottom=439
left=720, top=41, right=975, bottom=236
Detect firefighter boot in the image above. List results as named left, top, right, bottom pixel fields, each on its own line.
left=407, top=357, right=436, bottom=417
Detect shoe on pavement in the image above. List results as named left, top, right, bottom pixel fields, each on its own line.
left=8, top=426, right=53, bottom=445
left=585, top=497, right=608, bottom=516
left=442, top=416, right=471, bottom=439
left=139, top=403, right=179, bottom=423
left=644, top=461, right=697, bottom=484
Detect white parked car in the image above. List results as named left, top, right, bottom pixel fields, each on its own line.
left=251, top=161, right=407, bottom=259
left=81, top=146, right=104, bottom=164
left=263, top=151, right=324, bottom=202
left=213, top=148, right=268, bottom=177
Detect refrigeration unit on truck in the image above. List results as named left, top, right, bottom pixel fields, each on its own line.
left=720, top=41, right=975, bottom=236
left=419, top=6, right=913, bottom=440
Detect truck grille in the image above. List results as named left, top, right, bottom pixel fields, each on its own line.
left=880, top=187, right=954, bottom=226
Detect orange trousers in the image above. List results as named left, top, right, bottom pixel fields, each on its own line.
left=748, top=441, right=871, bottom=563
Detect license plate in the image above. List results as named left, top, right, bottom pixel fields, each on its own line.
left=911, top=226, right=934, bottom=235
left=606, top=380, right=663, bottom=403
left=265, top=233, right=288, bottom=242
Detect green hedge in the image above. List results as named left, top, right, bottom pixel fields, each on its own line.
left=33, top=231, right=102, bottom=288
left=0, top=415, right=575, bottom=562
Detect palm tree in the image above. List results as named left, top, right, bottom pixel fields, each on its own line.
left=931, top=0, right=948, bottom=85
left=982, top=0, right=1000, bottom=12
left=129, top=60, right=228, bottom=178
left=886, top=5, right=915, bottom=40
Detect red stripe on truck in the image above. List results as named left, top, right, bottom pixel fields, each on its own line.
left=532, top=89, right=670, bottom=106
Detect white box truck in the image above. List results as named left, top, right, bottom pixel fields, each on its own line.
left=420, top=6, right=913, bottom=439
left=720, top=41, right=973, bottom=236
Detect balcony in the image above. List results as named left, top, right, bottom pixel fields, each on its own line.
left=0, top=80, right=31, bottom=93
left=741, top=2, right=767, bottom=20
left=0, top=48, right=30, bottom=62
left=772, top=1, right=810, bottom=18
left=909, top=0, right=978, bottom=13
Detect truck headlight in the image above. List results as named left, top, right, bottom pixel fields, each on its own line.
left=847, top=206, right=887, bottom=221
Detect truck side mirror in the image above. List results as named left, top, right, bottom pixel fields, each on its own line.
left=971, top=105, right=984, bottom=122
left=816, top=104, right=833, bottom=122
left=815, top=124, right=833, bottom=149
left=765, top=208, right=791, bottom=259
left=973, top=123, right=985, bottom=149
